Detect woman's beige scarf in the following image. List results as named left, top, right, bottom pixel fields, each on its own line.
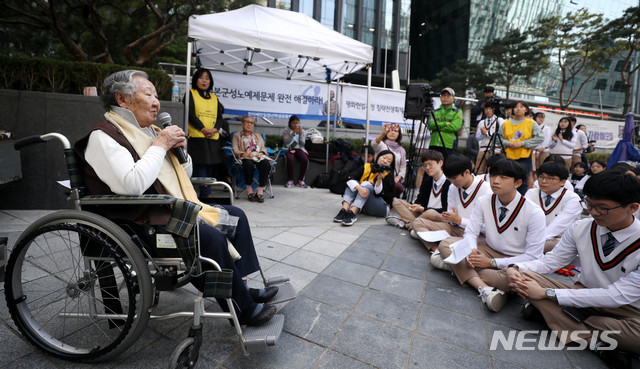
left=105, top=111, right=240, bottom=259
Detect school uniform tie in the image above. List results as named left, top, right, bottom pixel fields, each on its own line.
left=545, top=195, right=553, bottom=207
left=603, top=232, right=616, bottom=256
left=499, top=206, right=508, bottom=222
left=463, top=190, right=469, bottom=199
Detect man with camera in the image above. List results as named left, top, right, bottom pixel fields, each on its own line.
left=429, top=87, right=463, bottom=159
left=472, top=86, right=496, bottom=124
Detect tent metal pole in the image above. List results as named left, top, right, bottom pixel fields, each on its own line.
left=365, top=66, right=371, bottom=159
left=184, top=41, right=193, bottom=132
left=326, top=82, right=331, bottom=172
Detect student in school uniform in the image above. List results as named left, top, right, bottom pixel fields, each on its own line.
left=411, top=154, right=492, bottom=259
left=438, top=159, right=546, bottom=312
left=504, top=171, right=640, bottom=367
left=525, top=162, right=582, bottom=253
left=480, top=153, right=506, bottom=182
left=475, top=102, right=504, bottom=174
left=386, top=150, right=450, bottom=230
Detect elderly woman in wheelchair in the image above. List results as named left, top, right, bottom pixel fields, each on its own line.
left=5, top=70, right=293, bottom=366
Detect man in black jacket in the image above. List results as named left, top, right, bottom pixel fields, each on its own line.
left=386, top=150, right=450, bottom=230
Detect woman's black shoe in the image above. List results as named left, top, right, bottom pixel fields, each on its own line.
left=249, top=286, right=279, bottom=303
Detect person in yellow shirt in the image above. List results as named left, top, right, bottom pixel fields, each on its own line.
left=497, top=101, right=543, bottom=194
left=186, top=68, right=230, bottom=197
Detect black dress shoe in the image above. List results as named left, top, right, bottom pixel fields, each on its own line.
left=249, top=286, right=279, bottom=303
left=239, top=303, right=277, bottom=326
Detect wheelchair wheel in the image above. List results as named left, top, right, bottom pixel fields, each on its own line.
left=4, top=210, right=153, bottom=362
left=168, top=337, right=198, bottom=369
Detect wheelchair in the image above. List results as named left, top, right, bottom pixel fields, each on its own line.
left=4, top=133, right=295, bottom=368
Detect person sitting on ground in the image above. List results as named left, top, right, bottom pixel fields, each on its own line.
left=480, top=153, right=506, bottom=182
left=232, top=116, right=271, bottom=203
left=386, top=150, right=450, bottom=231
left=412, top=154, right=492, bottom=258
left=282, top=115, right=309, bottom=188
left=590, top=159, right=607, bottom=175
left=347, top=144, right=374, bottom=172
left=532, top=154, right=575, bottom=191
left=333, top=150, right=396, bottom=226
left=438, top=159, right=546, bottom=312
left=610, top=162, right=635, bottom=175
left=569, top=162, right=588, bottom=191
left=475, top=101, right=504, bottom=174
left=503, top=171, right=640, bottom=367
left=372, top=123, right=407, bottom=196
left=525, top=162, right=582, bottom=253
left=76, top=70, right=278, bottom=326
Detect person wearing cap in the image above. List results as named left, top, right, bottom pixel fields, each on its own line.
left=472, top=86, right=496, bottom=124
left=429, top=87, right=463, bottom=159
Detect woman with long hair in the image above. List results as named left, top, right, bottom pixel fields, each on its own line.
left=372, top=123, right=407, bottom=196
left=549, top=117, right=577, bottom=170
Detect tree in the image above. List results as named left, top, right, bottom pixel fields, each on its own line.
left=600, top=6, right=640, bottom=114
left=430, top=59, right=496, bottom=99
left=481, top=29, right=547, bottom=99
left=533, top=8, right=609, bottom=110
left=0, top=0, right=254, bottom=67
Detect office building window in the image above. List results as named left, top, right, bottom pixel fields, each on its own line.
left=299, top=0, right=314, bottom=17
left=611, top=80, right=625, bottom=92
left=593, top=79, right=607, bottom=90
left=343, top=0, right=357, bottom=38
left=361, top=0, right=377, bottom=46
left=398, top=0, right=411, bottom=52
left=381, top=0, right=395, bottom=49
left=321, top=0, right=335, bottom=28
left=275, top=0, right=291, bottom=10
left=614, top=60, right=626, bottom=72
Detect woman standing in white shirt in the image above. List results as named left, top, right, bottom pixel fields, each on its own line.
left=549, top=117, right=576, bottom=170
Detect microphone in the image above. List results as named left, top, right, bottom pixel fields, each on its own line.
left=157, top=112, right=187, bottom=164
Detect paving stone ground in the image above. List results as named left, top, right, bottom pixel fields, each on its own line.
left=0, top=187, right=608, bottom=368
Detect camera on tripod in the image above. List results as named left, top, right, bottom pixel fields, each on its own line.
left=371, top=163, right=392, bottom=173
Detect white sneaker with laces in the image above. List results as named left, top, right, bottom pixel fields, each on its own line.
left=385, top=216, right=406, bottom=229
left=410, top=229, right=419, bottom=239
left=429, top=251, right=451, bottom=271
left=479, top=286, right=507, bottom=312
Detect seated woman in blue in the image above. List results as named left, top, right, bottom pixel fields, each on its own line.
left=333, top=150, right=396, bottom=226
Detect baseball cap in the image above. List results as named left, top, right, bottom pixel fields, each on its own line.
left=441, top=87, right=455, bottom=96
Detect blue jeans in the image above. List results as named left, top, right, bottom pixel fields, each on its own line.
left=342, top=181, right=388, bottom=217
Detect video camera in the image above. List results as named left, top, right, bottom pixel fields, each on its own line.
left=404, top=83, right=440, bottom=120
left=371, top=163, right=393, bottom=173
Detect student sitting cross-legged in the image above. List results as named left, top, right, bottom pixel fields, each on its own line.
left=525, top=162, right=582, bottom=253
left=438, top=158, right=546, bottom=312
left=412, top=154, right=492, bottom=257
left=386, top=150, right=451, bottom=231
left=503, top=172, right=640, bottom=367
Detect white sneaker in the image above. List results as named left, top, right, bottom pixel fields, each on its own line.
left=385, top=216, right=406, bottom=229
left=410, top=229, right=419, bottom=239
left=479, top=286, right=507, bottom=312
left=429, top=251, right=451, bottom=271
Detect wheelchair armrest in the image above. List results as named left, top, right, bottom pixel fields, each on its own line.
left=79, top=194, right=176, bottom=206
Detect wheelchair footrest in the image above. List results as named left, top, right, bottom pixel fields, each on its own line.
left=242, top=314, right=284, bottom=353
left=266, top=280, right=296, bottom=305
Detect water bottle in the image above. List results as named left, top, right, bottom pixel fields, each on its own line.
left=171, top=81, right=180, bottom=102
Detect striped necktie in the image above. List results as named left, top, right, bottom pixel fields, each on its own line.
left=499, top=206, right=508, bottom=222
left=545, top=195, right=552, bottom=207
left=603, top=232, right=616, bottom=256
left=463, top=190, right=469, bottom=199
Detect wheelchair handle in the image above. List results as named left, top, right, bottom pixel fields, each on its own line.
left=14, top=133, right=71, bottom=151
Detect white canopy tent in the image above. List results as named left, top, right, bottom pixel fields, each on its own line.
left=185, top=5, right=374, bottom=169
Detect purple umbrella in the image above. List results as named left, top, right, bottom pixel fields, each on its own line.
left=607, top=113, right=639, bottom=168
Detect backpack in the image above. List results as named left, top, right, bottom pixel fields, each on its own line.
left=328, top=168, right=350, bottom=195
left=312, top=172, right=331, bottom=189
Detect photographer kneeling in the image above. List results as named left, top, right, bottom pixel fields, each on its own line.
left=333, top=150, right=396, bottom=226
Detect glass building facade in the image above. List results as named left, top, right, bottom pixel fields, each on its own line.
left=411, top=0, right=637, bottom=110
left=265, top=0, right=412, bottom=83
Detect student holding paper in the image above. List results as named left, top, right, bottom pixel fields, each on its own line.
left=386, top=150, right=450, bottom=230
left=438, top=159, right=546, bottom=312
left=412, top=154, right=492, bottom=257
left=525, top=162, right=582, bottom=253
left=504, top=172, right=640, bottom=366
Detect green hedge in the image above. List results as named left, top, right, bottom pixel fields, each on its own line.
left=0, top=56, right=172, bottom=100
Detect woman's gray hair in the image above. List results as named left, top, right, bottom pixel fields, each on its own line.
left=101, top=70, right=149, bottom=110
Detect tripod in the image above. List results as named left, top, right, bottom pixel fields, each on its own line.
left=403, top=109, right=442, bottom=202
left=474, top=118, right=504, bottom=175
